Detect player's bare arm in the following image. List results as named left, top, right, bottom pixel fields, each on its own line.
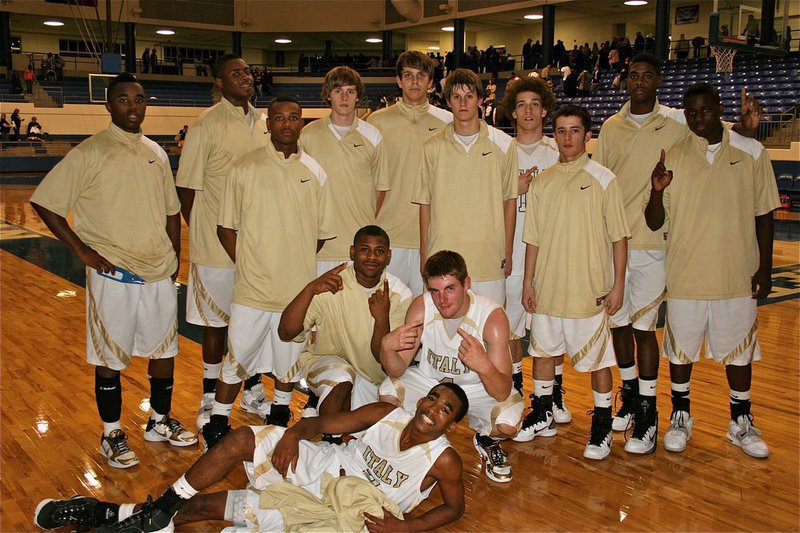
left=605, top=238, right=628, bottom=315
left=166, top=213, right=181, bottom=281
left=380, top=296, right=425, bottom=377
left=31, top=202, right=115, bottom=274
left=503, top=198, right=516, bottom=277
left=278, top=263, right=347, bottom=341
left=522, top=243, right=539, bottom=313
left=365, top=447, right=465, bottom=532
left=456, top=308, right=513, bottom=401
left=419, top=204, right=431, bottom=273
left=752, top=212, right=775, bottom=299
left=375, top=190, right=386, bottom=217
left=517, top=166, right=537, bottom=196
left=175, top=186, right=195, bottom=226
left=369, top=278, right=391, bottom=359
left=216, top=225, right=237, bottom=262
left=645, top=149, right=672, bottom=230
left=271, top=402, right=396, bottom=477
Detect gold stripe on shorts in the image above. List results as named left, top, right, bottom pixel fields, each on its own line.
left=663, top=314, right=693, bottom=364
left=491, top=391, right=525, bottom=432
left=149, top=319, right=178, bottom=359
left=719, top=318, right=759, bottom=366
left=528, top=330, right=558, bottom=357
left=306, top=360, right=356, bottom=388
left=225, top=348, right=251, bottom=381
left=252, top=426, right=281, bottom=479
left=191, top=263, right=231, bottom=325
left=275, top=358, right=303, bottom=384
left=570, top=313, right=610, bottom=371
left=631, top=289, right=667, bottom=331
left=87, top=275, right=131, bottom=367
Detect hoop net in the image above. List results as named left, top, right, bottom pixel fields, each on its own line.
left=713, top=46, right=737, bottom=73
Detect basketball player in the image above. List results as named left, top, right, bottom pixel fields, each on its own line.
left=379, top=251, right=524, bottom=482
left=300, top=66, right=390, bottom=276
left=200, top=96, right=335, bottom=450
left=34, top=384, right=467, bottom=532
left=499, top=77, right=572, bottom=437
left=278, top=225, right=412, bottom=430
left=413, top=68, right=517, bottom=306
left=522, top=105, right=630, bottom=460
left=644, top=82, right=777, bottom=458
left=367, top=51, right=452, bottom=296
left=30, top=73, right=196, bottom=469
left=176, top=54, right=272, bottom=430
left=594, top=53, right=762, bottom=454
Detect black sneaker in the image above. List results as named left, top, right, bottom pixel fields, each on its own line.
left=612, top=387, right=637, bottom=431
left=34, top=496, right=104, bottom=530
left=552, top=385, right=572, bottom=423
left=513, top=395, right=556, bottom=442
left=267, top=404, right=292, bottom=427
left=302, top=392, right=320, bottom=418
left=95, top=496, right=173, bottom=533
left=201, top=420, right=231, bottom=452
left=625, top=396, right=658, bottom=454
left=321, top=433, right=343, bottom=445
left=584, top=409, right=613, bottom=460
left=512, top=372, right=523, bottom=396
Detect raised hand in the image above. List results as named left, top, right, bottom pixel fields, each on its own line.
left=651, top=149, right=673, bottom=192
left=739, top=87, right=762, bottom=134
left=308, top=263, right=347, bottom=295
left=382, top=321, right=423, bottom=353
left=369, top=278, right=391, bottom=320
left=456, top=328, right=488, bottom=373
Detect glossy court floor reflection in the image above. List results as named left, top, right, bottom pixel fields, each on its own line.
left=1, top=183, right=798, bottom=532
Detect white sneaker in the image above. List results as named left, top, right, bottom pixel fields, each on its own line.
left=553, top=386, right=572, bottom=424
left=727, top=414, right=769, bottom=458
left=583, top=412, right=613, bottom=460
left=624, top=400, right=658, bottom=455
left=100, top=429, right=139, bottom=469
left=144, top=416, right=198, bottom=447
left=473, top=434, right=513, bottom=483
left=513, top=396, right=556, bottom=442
left=663, top=410, right=693, bottom=453
left=195, top=392, right=214, bottom=430
left=240, top=386, right=272, bottom=417
left=612, top=389, right=636, bottom=431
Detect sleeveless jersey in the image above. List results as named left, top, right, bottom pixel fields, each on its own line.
left=418, top=290, right=500, bottom=387
left=336, top=408, right=452, bottom=513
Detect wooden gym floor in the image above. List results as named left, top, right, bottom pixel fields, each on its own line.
left=1, top=183, right=798, bottom=532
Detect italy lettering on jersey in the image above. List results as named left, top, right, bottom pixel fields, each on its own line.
left=361, top=445, right=411, bottom=489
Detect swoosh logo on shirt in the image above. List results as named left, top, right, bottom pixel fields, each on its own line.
left=654, top=125, right=665, bottom=131
left=428, top=127, right=438, bottom=131
left=148, top=160, right=156, bottom=164
left=300, top=179, right=311, bottom=183
left=482, top=151, right=492, bottom=156
left=580, top=185, right=591, bottom=190
left=730, top=160, right=741, bottom=165
left=353, top=143, right=363, bottom=148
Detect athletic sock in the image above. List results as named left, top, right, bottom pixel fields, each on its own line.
left=671, top=381, right=691, bottom=414
left=243, top=374, right=261, bottom=391
left=730, top=389, right=751, bottom=420
left=149, top=377, right=174, bottom=419
left=95, top=373, right=122, bottom=428
left=202, top=363, right=221, bottom=394
left=210, top=401, right=233, bottom=425
left=554, top=363, right=564, bottom=386
left=533, top=379, right=554, bottom=412
left=639, top=376, right=658, bottom=397
left=593, top=389, right=613, bottom=409
left=273, top=389, right=293, bottom=406
left=512, top=361, right=523, bottom=394
left=618, top=362, right=638, bottom=397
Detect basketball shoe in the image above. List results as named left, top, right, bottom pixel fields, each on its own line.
left=473, top=434, right=513, bottom=483
left=727, top=414, right=769, bottom=458
left=624, top=396, right=658, bottom=454
left=663, top=410, right=693, bottom=453
left=584, top=409, right=613, bottom=460
left=144, top=416, right=197, bottom=447
left=100, top=429, right=139, bottom=469
left=513, top=395, right=556, bottom=442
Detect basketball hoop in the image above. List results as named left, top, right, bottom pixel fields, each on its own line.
left=713, top=46, right=737, bottom=73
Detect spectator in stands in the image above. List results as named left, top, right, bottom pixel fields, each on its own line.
left=742, top=14, right=760, bottom=42
left=676, top=34, right=690, bottom=59
left=522, top=38, right=533, bottom=70
left=194, top=57, right=206, bottom=77
left=618, top=58, right=631, bottom=91
left=263, top=68, right=273, bottom=96
left=141, top=48, right=150, bottom=74
left=27, top=116, right=42, bottom=136
left=691, top=36, right=707, bottom=58
left=41, top=53, right=54, bottom=80
left=175, top=124, right=188, bottom=152
left=609, top=46, right=620, bottom=72
left=54, top=54, right=65, bottom=80
left=23, top=64, right=34, bottom=95
left=10, top=109, right=24, bottom=141
left=578, top=69, right=592, bottom=97
left=11, top=71, right=23, bottom=94
left=532, top=40, right=542, bottom=69
left=150, top=48, right=158, bottom=74
left=251, top=67, right=263, bottom=104
left=721, top=24, right=730, bottom=37
left=0, top=113, right=10, bottom=143
left=298, top=53, right=306, bottom=73
left=634, top=32, right=645, bottom=54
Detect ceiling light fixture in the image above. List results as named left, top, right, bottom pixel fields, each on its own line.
left=624, top=0, right=648, bottom=5
left=43, top=20, right=64, bottom=27
left=524, top=14, right=543, bottom=20
left=274, top=38, right=292, bottom=44
left=366, top=37, right=382, bottom=43
left=156, top=29, right=175, bottom=35
left=442, top=26, right=455, bottom=32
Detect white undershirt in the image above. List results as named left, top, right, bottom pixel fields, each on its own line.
left=332, top=123, right=352, bottom=138
left=629, top=110, right=652, bottom=126
left=517, top=140, right=541, bottom=156
left=706, top=141, right=722, bottom=164
left=454, top=132, right=479, bottom=152
left=245, top=110, right=255, bottom=130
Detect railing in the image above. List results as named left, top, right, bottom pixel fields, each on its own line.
left=758, top=106, right=799, bottom=148
left=36, top=85, right=64, bottom=108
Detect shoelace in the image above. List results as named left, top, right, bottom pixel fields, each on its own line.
left=162, top=417, right=186, bottom=435
left=588, top=415, right=611, bottom=446
left=488, top=444, right=507, bottom=466
left=553, top=386, right=567, bottom=409
left=613, top=386, right=635, bottom=417
left=737, top=414, right=760, bottom=438
left=629, top=399, right=657, bottom=440
left=109, top=432, right=132, bottom=455
left=54, top=498, right=96, bottom=526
